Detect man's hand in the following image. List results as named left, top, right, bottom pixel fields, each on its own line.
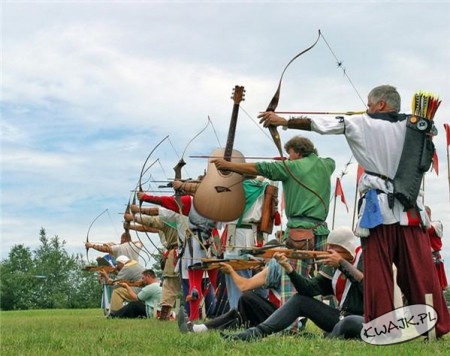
left=258, top=112, right=288, bottom=128
left=124, top=213, right=134, bottom=222
left=273, top=252, right=293, bottom=273
left=218, top=262, right=235, bottom=275
left=211, top=158, right=231, bottom=171
left=99, top=270, right=109, bottom=280
left=316, top=249, right=343, bottom=267
left=130, top=204, right=140, bottom=214
left=172, top=180, right=183, bottom=190
left=137, top=191, right=145, bottom=201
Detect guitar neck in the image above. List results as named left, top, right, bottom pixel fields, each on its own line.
left=223, top=85, right=245, bottom=161
left=224, top=103, right=240, bottom=161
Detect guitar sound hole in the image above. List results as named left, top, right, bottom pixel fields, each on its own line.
left=214, top=186, right=231, bottom=193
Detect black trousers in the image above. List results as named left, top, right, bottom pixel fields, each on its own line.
left=205, top=291, right=278, bottom=330
left=111, top=301, right=147, bottom=318
left=257, top=294, right=362, bottom=339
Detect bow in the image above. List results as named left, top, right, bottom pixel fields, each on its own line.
left=127, top=139, right=169, bottom=266
left=172, top=119, right=211, bottom=212
left=172, top=158, right=187, bottom=212
left=138, top=135, right=170, bottom=196
left=85, top=208, right=109, bottom=262
left=264, top=30, right=328, bottom=215
left=124, top=193, right=154, bottom=266
left=134, top=136, right=172, bottom=265
left=170, top=120, right=213, bottom=255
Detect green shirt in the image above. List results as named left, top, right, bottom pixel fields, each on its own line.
left=137, top=282, right=162, bottom=317
left=256, top=154, right=335, bottom=232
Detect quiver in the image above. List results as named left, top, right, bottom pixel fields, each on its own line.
left=393, top=115, right=435, bottom=209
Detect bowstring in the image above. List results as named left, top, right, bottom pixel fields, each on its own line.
left=320, top=31, right=371, bottom=209
left=106, top=209, right=120, bottom=241
left=207, top=115, right=223, bottom=148
left=240, top=106, right=274, bottom=144
left=319, top=31, right=367, bottom=109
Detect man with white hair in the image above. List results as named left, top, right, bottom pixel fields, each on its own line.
left=258, top=85, right=450, bottom=338
left=222, top=226, right=364, bottom=341
left=100, top=255, right=145, bottom=313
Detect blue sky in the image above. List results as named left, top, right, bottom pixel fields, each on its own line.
left=2, top=1, right=450, bottom=278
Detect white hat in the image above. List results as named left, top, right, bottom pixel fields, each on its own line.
left=116, top=255, right=130, bottom=264
left=327, top=226, right=357, bottom=259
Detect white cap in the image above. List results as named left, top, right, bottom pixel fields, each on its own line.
left=327, top=226, right=357, bottom=259
left=116, top=255, right=130, bottom=264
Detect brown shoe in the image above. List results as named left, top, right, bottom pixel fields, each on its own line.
left=158, top=305, right=172, bottom=321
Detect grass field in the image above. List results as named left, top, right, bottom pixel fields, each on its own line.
left=0, top=309, right=448, bottom=356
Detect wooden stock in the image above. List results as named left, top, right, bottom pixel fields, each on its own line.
left=240, top=247, right=333, bottom=260
left=189, top=258, right=265, bottom=271
left=82, top=265, right=116, bottom=273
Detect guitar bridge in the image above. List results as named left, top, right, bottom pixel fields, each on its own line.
left=214, top=186, right=231, bottom=193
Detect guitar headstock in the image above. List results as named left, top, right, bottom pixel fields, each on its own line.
left=231, top=85, right=245, bottom=104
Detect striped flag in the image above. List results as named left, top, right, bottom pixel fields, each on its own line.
left=335, top=177, right=349, bottom=212
left=432, top=151, right=439, bottom=176
left=444, top=123, right=450, bottom=146
left=356, top=164, right=365, bottom=187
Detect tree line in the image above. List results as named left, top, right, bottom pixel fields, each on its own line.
left=0, top=228, right=102, bottom=310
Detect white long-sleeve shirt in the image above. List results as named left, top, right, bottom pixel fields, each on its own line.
left=310, top=113, right=429, bottom=235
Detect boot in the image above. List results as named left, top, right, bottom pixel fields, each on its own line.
left=158, top=305, right=172, bottom=321
left=204, top=308, right=240, bottom=330
left=220, top=327, right=263, bottom=342
left=177, top=309, right=193, bottom=333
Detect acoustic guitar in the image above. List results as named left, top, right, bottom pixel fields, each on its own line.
left=193, top=85, right=246, bottom=222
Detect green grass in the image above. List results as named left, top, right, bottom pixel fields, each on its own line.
left=0, top=309, right=448, bottom=356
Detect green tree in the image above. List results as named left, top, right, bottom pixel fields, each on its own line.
left=0, top=244, right=38, bottom=310
left=33, top=228, right=79, bottom=308
left=67, top=255, right=104, bottom=308
left=1, top=228, right=102, bottom=310
left=444, top=288, right=450, bottom=306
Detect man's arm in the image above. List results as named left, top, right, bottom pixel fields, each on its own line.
left=99, top=269, right=118, bottom=284
left=337, top=259, right=364, bottom=283
left=117, top=282, right=139, bottom=301
left=84, top=242, right=113, bottom=254
left=136, top=192, right=191, bottom=215
left=258, top=112, right=312, bottom=131
left=130, top=205, right=159, bottom=216
left=172, top=180, right=200, bottom=196
left=211, top=160, right=258, bottom=176
left=219, top=262, right=268, bottom=292
left=317, top=250, right=364, bottom=283
left=273, top=252, right=327, bottom=297
left=126, top=223, right=160, bottom=233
